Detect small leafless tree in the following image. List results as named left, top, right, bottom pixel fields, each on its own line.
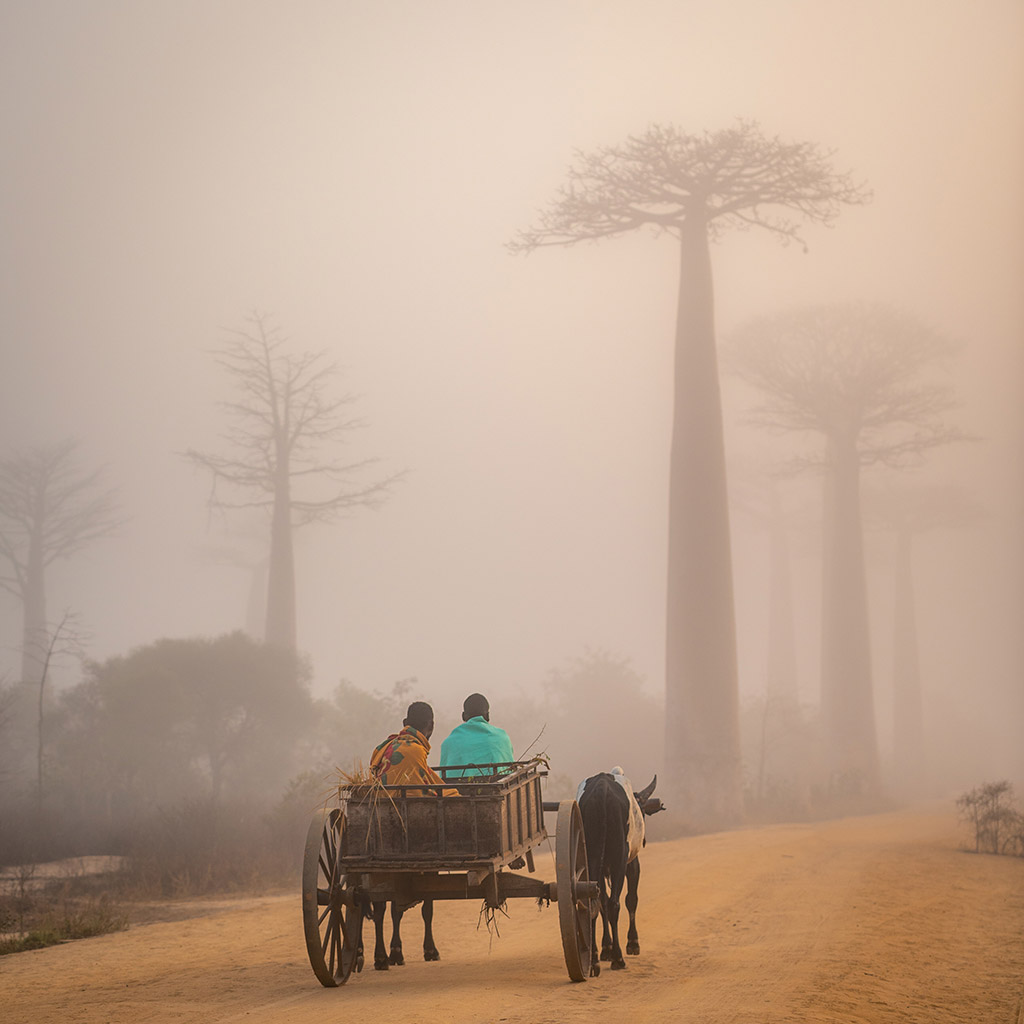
left=29, top=610, right=88, bottom=811
left=0, top=441, right=119, bottom=692
left=957, top=781, right=1021, bottom=855
left=185, top=313, right=402, bottom=651
left=725, top=302, right=970, bottom=791
left=511, top=121, right=869, bottom=826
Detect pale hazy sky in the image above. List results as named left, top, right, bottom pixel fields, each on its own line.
left=1, top=1, right=1021, bottom=776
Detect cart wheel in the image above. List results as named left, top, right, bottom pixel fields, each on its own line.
left=555, top=799, right=591, bottom=982
left=302, top=809, right=363, bottom=987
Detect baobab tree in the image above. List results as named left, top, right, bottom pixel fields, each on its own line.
left=511, top=121, right=868, bottom=825
left=186, top=313, right=402, bottom=652
left=865, top=482, right=982, bottom=796
left=0, top=441, right=119, bottom=693
left=725, top=302, right=968, bottom=793
left=730, top=462, right=817, bottom=815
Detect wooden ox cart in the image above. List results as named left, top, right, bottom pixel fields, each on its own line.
left=301, top=761, right=594, bottom=986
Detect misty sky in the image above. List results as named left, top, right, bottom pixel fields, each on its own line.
left=1, top=1, right=1021, bottom=778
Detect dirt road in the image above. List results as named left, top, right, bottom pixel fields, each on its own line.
left=3, top=806, right=1023, bottom=1023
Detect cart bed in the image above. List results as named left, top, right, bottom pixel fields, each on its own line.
left=340, top=761, right=546, bottom=870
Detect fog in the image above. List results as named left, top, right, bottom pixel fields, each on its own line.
left=2, top=1, right=1021, bottom=793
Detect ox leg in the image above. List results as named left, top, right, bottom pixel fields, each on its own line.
left=371, top=901, right=389, bottom=970
left=388, top=903, right=405, bottom=965
left=625, top=857, right=641, bottom=955
left=422, top=899, right=440, bottom=961
left=589, top=880, right=604, bottom=977
left=599, top=888, right=613, bottom=961
left=606, top=861, right=627, bottom=969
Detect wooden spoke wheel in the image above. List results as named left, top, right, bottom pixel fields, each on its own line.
left=302, top=809, right=363, bottom=987
left=555, top=799, right=591, bottom=982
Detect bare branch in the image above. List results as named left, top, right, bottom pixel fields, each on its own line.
left=723, top=302, right=974, bottom=470
left=0, top=440, right=123, bottom=595
left=509, top=120, right=870, bottom=254
left=183, top=312, right=403, bottom=525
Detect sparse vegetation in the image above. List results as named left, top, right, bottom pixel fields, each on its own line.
left=0, top=873, right=128, bottom=955
left=957, top=781, right=1024, bottom=857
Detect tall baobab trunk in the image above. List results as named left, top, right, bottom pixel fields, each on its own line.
left=767, top=483, right=799, bottom=703
left=664, top=215, right=742, bottom=826
left=891, top=527, right=924, bottom=795
left=20, top=519, right=47, bottom=690
left=245, top=557, right=269, bottom=640
left=18, top=520, right=48, bottom=788
left=820, top=437, right=879, bottom=791
left=264, top=466, right=296, bottom=650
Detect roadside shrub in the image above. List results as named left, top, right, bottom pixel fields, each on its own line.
left=957, top=781, right=1024, bottom=857
left=0, top=877, right=127, bottom=956
left=122, top=798, right=274, bottom=896
left=120, top=783, right=332, bottom=898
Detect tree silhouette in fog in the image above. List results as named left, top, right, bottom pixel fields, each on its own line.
left=865, top=481, right=982, bottom=796
left=30, top=610, right=87, bottom=813
left=56, top=632, right=313, bottom=816
left=540, top=648, right=663, bottom=796
left=185, top=313, right=402, bottom=651
left=0, top=440, right=119, bottom=751
left=729, top=464, right=817, bottom=817
left=511, top=121, right=868, bottom=826
left=726, top=302, right=968, bottom=793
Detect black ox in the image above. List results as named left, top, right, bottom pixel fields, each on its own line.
left=577, top=770, right=664, bottom=976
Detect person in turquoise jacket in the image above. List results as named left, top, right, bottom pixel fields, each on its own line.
left=439, top=693, right=514, bottom=778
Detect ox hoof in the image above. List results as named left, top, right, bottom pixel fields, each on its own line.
left=626, top=942, right=640, bottom=956
left=611, top=959, right=627, bottom=971
left=424, top=948, right=441, bottom=962
left=374, top=958, right=389, bottom=971
left=589, top=961, right=601, bottom=978
left=599, top=948, right=613, bottom=962
left=388, top=949, right=405, bottom=966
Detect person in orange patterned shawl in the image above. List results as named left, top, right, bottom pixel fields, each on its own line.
left=370, top=701, right=458, bottom=796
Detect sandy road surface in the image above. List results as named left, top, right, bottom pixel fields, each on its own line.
left=3, top=806, right=1023, bottom=1024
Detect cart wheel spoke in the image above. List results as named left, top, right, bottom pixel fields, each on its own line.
left=302, top=810, right=361, bottom=987
left=555, top=799, right=591, bottom=982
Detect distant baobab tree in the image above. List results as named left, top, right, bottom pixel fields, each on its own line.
left=727, top=458, right=813, bottom=706
left=185, top=313, right=402, bottom=652
left=194, top=528, right=270, bottom=639
left=0, top=440, right=120, bottom=694
left=865, top=481, right=983, bottom=796
left=510, top=121, right=869, bottom=826
left=725, top=302, right=969, bottom=793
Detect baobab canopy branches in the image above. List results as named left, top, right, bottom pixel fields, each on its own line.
left=0, top=441, right=121, bottom=595
left=508, top=120, right=870, bottom=253
left=186, top=313, right=401, bottom=526
left=725, top=302, right=971, bottom=470
left=185, top=313, right=402, bottom=650
left=0, top=440, right=120, bottom=690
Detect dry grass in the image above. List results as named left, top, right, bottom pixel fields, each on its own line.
left=0, top=874, right=128, bottom=955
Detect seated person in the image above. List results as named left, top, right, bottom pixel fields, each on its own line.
left=439, top=693, right=515, bottom=779
left=370, top=700, right=457, bottom=796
